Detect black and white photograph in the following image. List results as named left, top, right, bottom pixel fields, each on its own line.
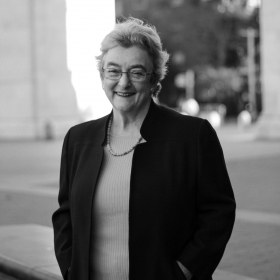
left=0, top=1, right=279, bottom=280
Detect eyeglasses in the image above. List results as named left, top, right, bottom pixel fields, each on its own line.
left=102, top=68, right=152, bottom=82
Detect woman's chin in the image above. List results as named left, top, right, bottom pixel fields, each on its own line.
left=110, top=93, right=151, bottom=115
left=112, top=94, right=137, bottom=108
left=113, top=104, right=135, bottom=114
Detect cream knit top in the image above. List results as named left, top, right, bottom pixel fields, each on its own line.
left=89, top=132, right=144, bottom=280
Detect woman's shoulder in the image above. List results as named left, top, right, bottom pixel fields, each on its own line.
left=157, top=104, right=206, bottom=132
left=159, top=106, right=217, bottom=144
left=65, top=114, right=109, bottom=146
left=144, top=102, right=210, bottom=143
left=158, top=104, right=203, bottom=125
left=71, top=114, right=109, bottom=132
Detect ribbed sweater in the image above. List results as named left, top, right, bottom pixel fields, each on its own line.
left=89, top=132, right=143, bottom=280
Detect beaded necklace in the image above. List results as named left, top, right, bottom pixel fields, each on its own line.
left=106, top=116, right=143, bottom=157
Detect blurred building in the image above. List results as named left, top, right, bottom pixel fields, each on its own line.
left=257, top=0, right=280, bottom=139
left=0, top=0, right=79, bottom=139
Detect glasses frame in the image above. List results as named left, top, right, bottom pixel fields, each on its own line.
left=102, top=68, right=153, bottom=82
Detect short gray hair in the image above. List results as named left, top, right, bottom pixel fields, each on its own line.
left=96, top=17, right=170, bottom=97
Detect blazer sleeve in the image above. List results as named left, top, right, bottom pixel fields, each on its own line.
left=177, top=120, right=236, bottom=280
left=52, top=129, right=73, bottom=280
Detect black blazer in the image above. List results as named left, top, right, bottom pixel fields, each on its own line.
left=52, top=100, right=236, bottom=280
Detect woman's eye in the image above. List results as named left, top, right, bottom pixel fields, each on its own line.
left=131, top=71, right=145, bottom=76
left=108, top=69, right=120, bottom=73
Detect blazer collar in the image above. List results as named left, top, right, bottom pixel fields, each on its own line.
left=94, top=99, right=163, bottom=145
left=140, top=99, right=165, bottom=142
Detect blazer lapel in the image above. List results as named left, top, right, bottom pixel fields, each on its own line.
left=70, top=113, right=112, bottom=278
left=140, top=99, right=169, bottom=142
left=70, top=112, right=111, bottom=210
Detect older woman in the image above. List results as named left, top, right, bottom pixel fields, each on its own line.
left=52, top=18, right=235, bottom=280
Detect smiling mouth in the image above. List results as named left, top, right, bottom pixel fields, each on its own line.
left=114, top=91, right=136, bottom=97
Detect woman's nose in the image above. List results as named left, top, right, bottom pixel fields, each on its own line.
left=118, top=72, right=131, bottom=87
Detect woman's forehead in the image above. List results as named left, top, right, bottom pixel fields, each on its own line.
left=103, top=45, right=153, bottom=70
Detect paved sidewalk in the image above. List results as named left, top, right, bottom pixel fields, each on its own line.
left=216, top=124, right=280, bottom=279
left=0, top=273, right=17, bottom=280
left=0, top=123, right=279, bottom=280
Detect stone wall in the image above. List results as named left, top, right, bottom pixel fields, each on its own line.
left=0, top=0, right=79, bottom=139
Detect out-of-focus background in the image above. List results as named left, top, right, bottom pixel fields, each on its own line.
left=0, top=0, right=280, bottom=280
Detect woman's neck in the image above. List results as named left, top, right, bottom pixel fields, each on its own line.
left=111, top=102, right=150, bottom=136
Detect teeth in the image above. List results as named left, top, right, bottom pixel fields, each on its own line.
left=115, top=92, right=134, bottom=97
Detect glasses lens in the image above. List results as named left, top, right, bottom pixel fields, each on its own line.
left=129, top=70, right=146, bottom=81
left=104, top=69, right=121, bottom=80
left=103, top=68, right=148, bottom=81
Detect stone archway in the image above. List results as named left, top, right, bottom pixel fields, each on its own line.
left=0, top=0, right=79, bottom=139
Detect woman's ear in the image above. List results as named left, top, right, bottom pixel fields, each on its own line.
left=100, top=71, right=104, bottom=80
left=100, top=71, right=105, bottom=86
left=100, top=71, right=105, bottom=90
left=151, top=83, right=162, bottom=98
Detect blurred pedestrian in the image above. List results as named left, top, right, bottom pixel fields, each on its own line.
left=52, top=17, right=236, bottom=280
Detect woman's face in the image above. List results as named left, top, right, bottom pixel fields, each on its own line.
left=101, top=45, right=154, bottom=116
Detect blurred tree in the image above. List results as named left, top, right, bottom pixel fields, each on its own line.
left=115, top=0, right=260, bottom=112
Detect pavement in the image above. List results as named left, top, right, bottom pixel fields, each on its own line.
left=0, top=122, right=280, bottom=280
left=0, top=224, right=61, bottom=280
left=215, top=124, right=280, bottom=280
